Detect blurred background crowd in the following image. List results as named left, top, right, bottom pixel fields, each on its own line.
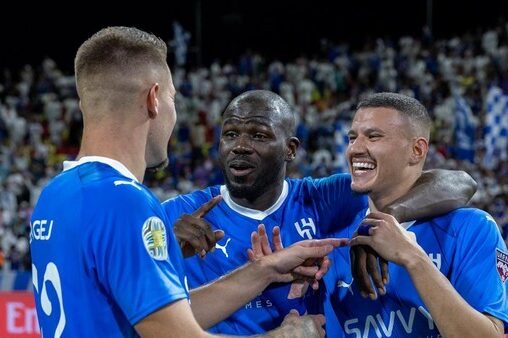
left=0, top=19, right=507, bottom=274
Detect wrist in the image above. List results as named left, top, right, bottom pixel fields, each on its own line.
left=263, top=326, right=287, bottom=338
left=252, top=256, right=278, bottom=286
left=401, top=248, right=431, bottom=272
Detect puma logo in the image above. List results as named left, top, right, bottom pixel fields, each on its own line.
left=337, top=279, right=354, bottom=295
left=215, top=238, right=232, bottom=258
left=114, top=180, right=141, bottom=190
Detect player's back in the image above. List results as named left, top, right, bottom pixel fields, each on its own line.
left=30, top=161, right=160, bottom=337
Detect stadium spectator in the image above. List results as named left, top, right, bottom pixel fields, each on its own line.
left=0, top=20, right=508, bottom=275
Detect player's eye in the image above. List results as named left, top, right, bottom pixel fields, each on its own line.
left=223, top=131, right=238, bottom=138
left=253, top=133, right=267, bottom=140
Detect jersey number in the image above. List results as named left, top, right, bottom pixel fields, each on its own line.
left=32, top=262, right=66, bottom=338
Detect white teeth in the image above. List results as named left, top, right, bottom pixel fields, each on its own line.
left=352, top=162, right=376, bottom=169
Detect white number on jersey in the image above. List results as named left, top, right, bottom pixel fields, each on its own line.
left=32, top=262, right=66, bottom=338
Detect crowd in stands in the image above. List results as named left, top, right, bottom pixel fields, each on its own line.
left=1, top=22, right=508, bottom=272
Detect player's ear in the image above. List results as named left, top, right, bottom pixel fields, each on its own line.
left=409, top=137, right=428, bottom=165
left=147, top=83, right=159, bottom=119
left=286, top=137, right=300, bottom=161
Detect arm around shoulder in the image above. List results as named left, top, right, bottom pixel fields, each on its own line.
left=384, top=169, right=477, bottom=222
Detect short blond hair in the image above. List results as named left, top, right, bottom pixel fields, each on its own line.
left=75, top=26, right=168, bottom=110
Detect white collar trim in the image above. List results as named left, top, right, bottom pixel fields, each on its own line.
left=364, top=208, right=416, bottom=229
left=220, top=181, right=289, bottom=220
left=62, top=156, right=138, bottom=182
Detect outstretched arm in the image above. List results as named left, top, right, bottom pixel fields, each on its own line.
left=190, top=233, right=346, bottom=329
left=384, top=169, right=477, bottom=222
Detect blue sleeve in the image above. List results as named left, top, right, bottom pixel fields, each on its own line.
left=451, top=210, right=508, bottom=331
left=162, top=197, right=187, bottom=227
left=162, top=191, right=212, bottom=227
left=310, top=173, right=367, bottom=235
left=90, top=188, right=188, bottom=325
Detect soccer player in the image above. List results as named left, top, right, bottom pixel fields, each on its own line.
left=29, top=26, right=341, bottom=338
left=320, top=92, right=508, bottom=336
left=162, top=90, right=477, bottom=335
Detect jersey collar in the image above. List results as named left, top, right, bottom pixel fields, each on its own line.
left=220, top=181, right=289, bottom=220
left=62, top=156, right=138, bottom=182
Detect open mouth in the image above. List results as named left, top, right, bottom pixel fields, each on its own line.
left=351, top=161, right=376, bottom=175
left=229, top=160, right=255, bottom=177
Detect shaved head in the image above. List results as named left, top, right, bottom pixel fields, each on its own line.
left=223, top=90, right=296, bottom=137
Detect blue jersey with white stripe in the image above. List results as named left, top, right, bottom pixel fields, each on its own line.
left=30, top=158, right=189, bottom=337
left=322, top=207, right=508, bottom=337
left=162, top=173, right=367, bottom=334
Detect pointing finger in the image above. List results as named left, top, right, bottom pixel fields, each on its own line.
left=193, top=195, right=222, bottom=218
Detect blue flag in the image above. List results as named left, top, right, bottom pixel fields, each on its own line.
left=334, top=120, right=350, bottom=173
left=452, top=95, right=476, bottom=162
left=484, top=87, right=508, bottom=169
left=171, top=22, right=191, bottom=67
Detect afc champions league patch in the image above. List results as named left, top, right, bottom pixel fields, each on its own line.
left=142, top=217, right=168, bottom=261
left=496, top=248, right=508, bottom=283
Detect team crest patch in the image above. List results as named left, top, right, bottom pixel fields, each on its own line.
left=142, top=217, right=168, bottom=261
left=496, top=248, right=508, bottom=283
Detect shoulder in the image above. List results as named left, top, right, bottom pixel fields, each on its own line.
left=45, top=162, right=156, bottom=210
left=161, top=185, right=220, bottom=212
left=288, top=173, right=353, bottom=191
left=72, top=163, right=160, bottom=214
left=431, top=208, right=499, bottom=238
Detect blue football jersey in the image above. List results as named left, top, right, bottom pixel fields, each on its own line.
left=162, top=173, right=367, bottom=334
left=322, top=207, right=508, bottom=337
left=30, top=157, right=189, bottom=337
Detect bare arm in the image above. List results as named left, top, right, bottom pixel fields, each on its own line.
left=190, top=237, right=345, bottom=329
left=189, top=259, right=271, bottom=330
left=135, top=299, right=213, bottom=338
left=351, top=212, right=504, bottom=338
left=384, top=169, right=477, bottom=222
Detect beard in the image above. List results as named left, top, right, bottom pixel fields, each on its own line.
left=222, top=158, right=285, bottom=202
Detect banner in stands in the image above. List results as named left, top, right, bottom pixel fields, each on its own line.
left=0, top=292, right=39, bottom=338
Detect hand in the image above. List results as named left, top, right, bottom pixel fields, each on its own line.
left=267, top=309, right=325, bottom=338
left=173, top=196, right=225, bottom=258
left=350, top=212, right=423, bottom=267
left=248, top=225, right=326, bottom=285
left=350, top=243, right=388, bottom=300
left=248, top=224, right=348, bottom=288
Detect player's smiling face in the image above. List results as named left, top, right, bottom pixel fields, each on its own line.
left=346, top=107, right=413, bottom=197
left=219, top=100, right=289, bottom=200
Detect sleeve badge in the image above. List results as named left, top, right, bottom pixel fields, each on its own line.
left=496, top=248, right=508, bottom=283
left=142, top=217, right=168, bottom=261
